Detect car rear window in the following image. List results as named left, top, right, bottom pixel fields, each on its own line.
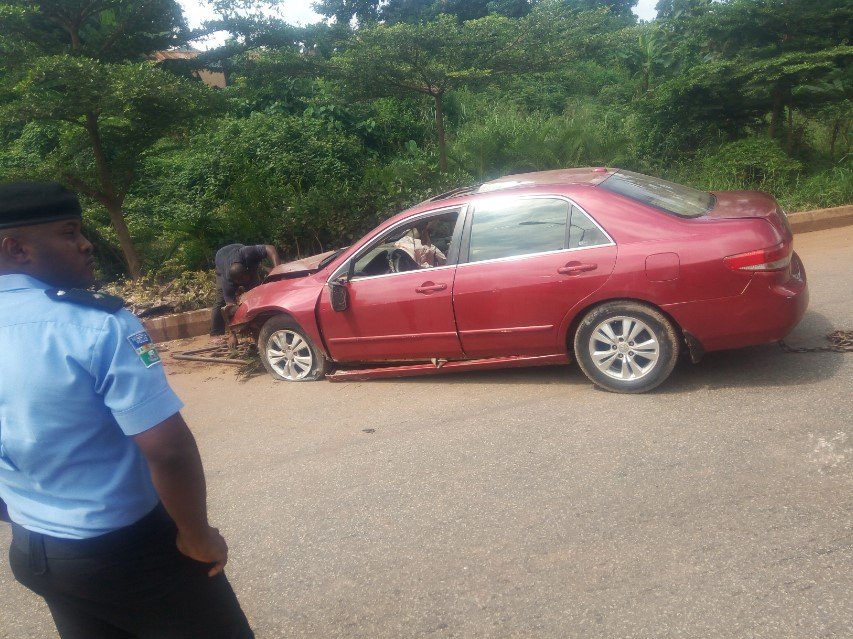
left=599, top=170, right=714, bottom=218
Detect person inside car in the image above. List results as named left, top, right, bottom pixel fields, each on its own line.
left=393, top=221, right=447, bottom=269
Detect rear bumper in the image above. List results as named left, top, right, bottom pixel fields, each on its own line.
left=663, top=252, right=809, bottom=352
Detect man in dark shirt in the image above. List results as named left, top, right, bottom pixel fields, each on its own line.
left=210, top=243, right=280, bottom=336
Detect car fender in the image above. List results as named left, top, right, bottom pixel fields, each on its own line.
left=230, top=278, right=329, bottom=357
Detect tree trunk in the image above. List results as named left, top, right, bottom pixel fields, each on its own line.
left=829, top=117, right=840, bottom=162
left=769, top=87, right=784, bottom=139
left=786, top=102, right=794, bottom=154
left=84, top=112, right=142, bottom=279
left=105, top=201, right=142, bottom=279
left=434, top=92, right=447, bottom=173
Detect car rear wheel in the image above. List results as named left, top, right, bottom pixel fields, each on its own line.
left=258, top=316, right=327, bottom=382
left=573, top=302, right=679, bottom=394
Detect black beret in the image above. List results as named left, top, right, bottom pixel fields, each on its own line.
left=0, top=182, right=82, bottom=230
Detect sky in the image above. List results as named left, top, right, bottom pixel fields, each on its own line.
left=178, top=0, right=658, bottom=48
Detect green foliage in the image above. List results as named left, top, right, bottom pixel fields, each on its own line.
left=315, top=0, right=535, bottom=26
left=125, top=110, right=376, bottom=272
left=451, top=102, right=632, bottom=179
left=778, top=163, right=853, bottom=211
left=0, top=0, right=217, bottom=278
left=0, top=0, right=188, bottom=61
left=698, top=138, right=803, bottom=190
left=2, top=0, right=851, bottom=284
left=332, top=13, right=544, bottom=101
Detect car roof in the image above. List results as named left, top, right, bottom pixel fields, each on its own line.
left=421, top=167, right=615, bottom=205
left=477, top=167, right=615, bottom=192
left=375, top=168, right=616, bottom=233
left=325, top=168, right=619, bottom=275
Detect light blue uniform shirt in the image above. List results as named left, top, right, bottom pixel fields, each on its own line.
left=0, top=274, right=184, bottom=539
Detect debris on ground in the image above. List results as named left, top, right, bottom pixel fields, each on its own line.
left=169, top=339, right=265, bottom=382
left=100, top=271, right=216, bottom=318
left=235, top=345, right=265, bottom=382
left=779, top=330, right=853, bottom=353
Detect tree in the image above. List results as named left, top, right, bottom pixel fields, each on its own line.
left=315, top=0, right=533, bottom=25
left=638, top=0, right=853, bottom=157
left=564, top=0, right=637, bottom=22
left=314, top=0, right=381, bottom=26
left=0, top=1, right=217, bottom=278
left=332, top=9, right=580, bottom=171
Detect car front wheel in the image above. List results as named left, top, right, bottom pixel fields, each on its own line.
left=258, top=316, right=327, bottom=382
left=573, top=302, right=679, bottom=393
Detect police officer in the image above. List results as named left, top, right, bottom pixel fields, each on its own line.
left=0, top=183, right=254, bottom=638
left=210, top=243, right=280, bottom=337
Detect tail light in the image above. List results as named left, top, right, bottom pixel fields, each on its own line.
left=724, top=243, right=792, bottom=271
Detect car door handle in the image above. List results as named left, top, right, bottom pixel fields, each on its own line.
left=558, top=262, right=598, bottom=275
left=415, top=282, right=447, bottom=294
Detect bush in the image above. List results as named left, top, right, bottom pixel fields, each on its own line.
left=776, top=162, right=853, bottom=211
left=698, top=138, right=803, bottom=191
left=450, top=102, right=632, bottom=180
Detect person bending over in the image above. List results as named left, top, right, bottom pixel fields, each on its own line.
left=210, top=243, right=280, bottom=336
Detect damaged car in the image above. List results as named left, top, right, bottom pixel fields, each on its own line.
left=228, top=168, right=808, bottom=393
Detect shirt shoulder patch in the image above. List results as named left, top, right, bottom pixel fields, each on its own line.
left=127, top=330, right=162, bottom=368
left=46, top=288, right=124, bottom=313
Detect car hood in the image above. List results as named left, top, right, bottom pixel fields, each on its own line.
left=264, top=250, right=338, bottom=282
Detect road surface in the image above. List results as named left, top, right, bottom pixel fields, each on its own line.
left=2, top=226, right=851, bottom=638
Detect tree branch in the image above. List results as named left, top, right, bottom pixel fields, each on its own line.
left=62, top=173, right=110, bottom=207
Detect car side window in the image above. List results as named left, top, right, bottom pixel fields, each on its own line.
left=352, top=210, right=460, bottom=278
left=468, top=198, right=569, bottom=263
left=568, top=206, right=611, bottom=249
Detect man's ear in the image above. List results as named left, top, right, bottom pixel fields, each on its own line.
left=0, top=233, right=32, bottom=265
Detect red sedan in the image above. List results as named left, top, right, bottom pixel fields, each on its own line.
left=229, top=168, right=808, bottom=393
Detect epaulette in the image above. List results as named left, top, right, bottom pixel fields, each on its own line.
left=46, top=288, right=125, bottom=313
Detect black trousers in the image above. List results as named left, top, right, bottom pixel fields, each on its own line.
left=9, top=505, right=254, bottom=639
left=210, top=282, right=227, bottom=336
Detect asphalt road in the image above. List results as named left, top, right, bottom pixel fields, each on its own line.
left=2, top=227, right=851, bottom=638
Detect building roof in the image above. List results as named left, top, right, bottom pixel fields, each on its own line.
left=152, top=49, right=227, bottom=89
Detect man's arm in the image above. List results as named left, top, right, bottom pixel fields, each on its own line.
left=133, top=413, right=227, bottom=576
left=264, top=244, right=281, bottom=267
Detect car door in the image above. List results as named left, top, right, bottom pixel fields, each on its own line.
left=452, top=196, right=617, bottom=358
left=317, top=208, right=466, bottom=362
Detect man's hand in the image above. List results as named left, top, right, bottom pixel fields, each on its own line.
left=177, top=526, right=229, bottom=577
left=134, top=414, right=225, bottom=578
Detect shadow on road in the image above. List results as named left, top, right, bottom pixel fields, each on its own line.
left=662, top=309, right=845, bottom=393
left=368, top=310, right=846, bottom=392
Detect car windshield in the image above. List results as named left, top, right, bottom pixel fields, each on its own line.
left=599, top=170, right=715, bottom=218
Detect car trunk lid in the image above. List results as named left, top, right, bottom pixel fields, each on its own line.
left=707, top=190, right=792, bottom=240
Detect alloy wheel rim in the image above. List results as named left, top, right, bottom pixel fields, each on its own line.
left=267, top=330, right=313, bottom=380
left=588, top=316, right=660, bottom=381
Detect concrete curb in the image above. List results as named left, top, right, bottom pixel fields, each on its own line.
left=144, top=204, right=852, bottom=344
left=790, top=204, right=853, bottom=234
left=143, top=308, right=209, bottom=344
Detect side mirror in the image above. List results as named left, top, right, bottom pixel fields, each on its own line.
left=330, top=281, right=349, bottom=312
left=330, top=260, right=354, bottom=312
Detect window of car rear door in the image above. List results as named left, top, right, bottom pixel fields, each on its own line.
left=452, top=196, right=617, bottom=358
